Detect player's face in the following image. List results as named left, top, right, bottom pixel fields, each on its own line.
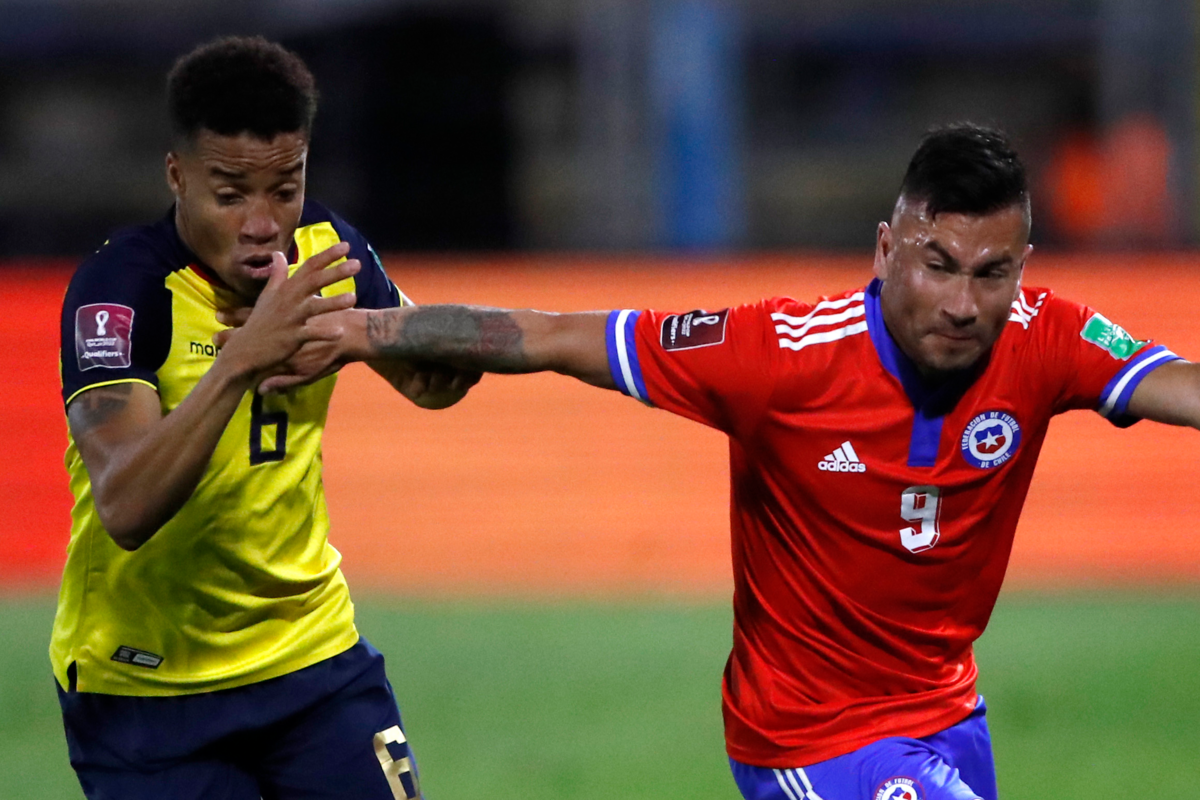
left=166, top=129, right=307, bottom=301
left=874, top=197, right=1031, bottom=378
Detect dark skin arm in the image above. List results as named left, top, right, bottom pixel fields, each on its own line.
left=255, top=304, right=613, bottom=394
left=68, top=245, right=360, bottom=550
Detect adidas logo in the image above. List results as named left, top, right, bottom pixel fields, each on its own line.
left=818, top=441, right=866, bottom=473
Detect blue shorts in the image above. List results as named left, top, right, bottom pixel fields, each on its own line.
left=730, top=697, right=996, bottom=800
left=57, top=637, right=421, bottom=800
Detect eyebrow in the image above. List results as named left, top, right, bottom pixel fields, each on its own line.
left=926, top=241, right=1014, bottom=272
left=208, top=160, right=305, bottom=181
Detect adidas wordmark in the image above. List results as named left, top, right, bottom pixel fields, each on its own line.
left=819, top=441, right=866, bottom=473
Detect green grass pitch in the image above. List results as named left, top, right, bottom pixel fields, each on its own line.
left=2, top=593, right=1198, bottom=798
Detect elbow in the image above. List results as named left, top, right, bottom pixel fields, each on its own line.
left=94, top=497, right=157, bottom=551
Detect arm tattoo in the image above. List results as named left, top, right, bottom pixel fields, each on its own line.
left=367, top=305, right=532, bottom=373
left=68, top=383, right=134, bottom=432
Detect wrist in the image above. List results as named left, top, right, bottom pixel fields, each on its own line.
left=343, top=309, right=375, bottom=361
left=211, top=337, right=265, bottom=392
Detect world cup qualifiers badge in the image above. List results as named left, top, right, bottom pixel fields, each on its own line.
left=874, top=777, right=922, bottom=800
left=960, top=410, right=1022, bottom=469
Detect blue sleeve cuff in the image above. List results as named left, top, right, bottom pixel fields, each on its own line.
left=606, top=309, right=651, bottom=406
left=1097, top=345, right=1182, bottom=427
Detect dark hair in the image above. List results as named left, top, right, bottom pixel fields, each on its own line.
left=899, top=123, right=1028, bottom=217
left=167, top=36, right=318, bottom=143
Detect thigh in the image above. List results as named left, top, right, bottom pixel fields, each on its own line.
left=59, top=682, right=260, bottom=800
left=70, top=757, right=260, bottom=800
left=729, top=758, right=828, bottom=800
left=254, top=642, right=420, bottom=800
left=730, top=734, right=987, bottom=800
left=919, top=698, right=997, bottom=800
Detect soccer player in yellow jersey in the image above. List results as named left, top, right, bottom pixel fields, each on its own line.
left=54, top=37, right=475, bottom=799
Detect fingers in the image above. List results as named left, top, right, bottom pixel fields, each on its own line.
left=302, top=291, right=357, bottom=318
left=453, top=369, right=484, bottom=392
left=293, top=241, right=350, bottom=277
left=259, top=364, right=341, bottom=394
left=258, top=373, right=308, bottom=394
left=213, top=328, right=234, bottom=348
left=265, top=251, right=290, bottom=289
left=290, top=243, right=362, bottom=293
left=301, top=321, right=345, bottom=343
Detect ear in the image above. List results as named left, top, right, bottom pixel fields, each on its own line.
left=1013, top=243, right=1033, bottom=296
left=873, top=222, right=892, bottom=280
left=165, top=152, right=183, bottom=198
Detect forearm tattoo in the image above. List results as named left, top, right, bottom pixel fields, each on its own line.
left=367, top=305, right=531, bottom=373
left=68, top=382, right=134, bottom=432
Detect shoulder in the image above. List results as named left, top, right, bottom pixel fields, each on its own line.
left=295, top=198, right=379, bottom=270
left=64, top=214, right=184, bottom=315
left=767, top=286, right=869, bottom=354
left=70, top=214, right=183, bottom=290
left=299, top=198, right=402, bottom=309
left=299, top=199, right=369, bottom=247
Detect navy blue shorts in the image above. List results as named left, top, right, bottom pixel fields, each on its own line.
left=57, top=638, right=421, bottom=800
left=730, top=697, right=996, bottom=800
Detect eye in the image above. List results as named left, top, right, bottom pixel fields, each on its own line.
left=276, top=188, right=298, bottom=203
left=216, top=193, right=242, bottom=207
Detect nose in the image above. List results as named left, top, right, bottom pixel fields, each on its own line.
left=239, top=196, right=280, bottom=245
left=943, top=275, right=979, bottom=325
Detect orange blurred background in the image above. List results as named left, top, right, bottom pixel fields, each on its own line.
left=4, top=255, right=1198, bottom=597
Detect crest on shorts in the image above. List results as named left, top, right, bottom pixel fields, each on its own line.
left=960, top=410, right=1022, bottom=469
left=874, top=776, right=922, bottom=800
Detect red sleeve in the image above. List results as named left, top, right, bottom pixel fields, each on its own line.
left=605, top=302, right=779, bottom=437
left=1031, top=291, right=1181, bottom=425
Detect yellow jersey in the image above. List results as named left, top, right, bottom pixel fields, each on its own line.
left=53, top=201, right=405, bottom=696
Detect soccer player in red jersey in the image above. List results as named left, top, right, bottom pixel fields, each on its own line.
left=242, top=124, right=1200, bottom=799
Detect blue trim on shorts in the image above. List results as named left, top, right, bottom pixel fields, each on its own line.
left=730, top=697, right=996, bottom=800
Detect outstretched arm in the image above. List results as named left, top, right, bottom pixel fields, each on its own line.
left=1126, top=360, right=1200, bottom=429
left=258, top=305, right=614, bottom=393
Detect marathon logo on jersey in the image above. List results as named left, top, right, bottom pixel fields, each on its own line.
left=874, top=777, right=922, bottom=800
left=111, top=645, right=163, bottom=669
left=960, top=410, right=1022, bottom=469
left=75, top=303, right=134, bottom=371
left=660, top=309, right=729, bottom=351
left=189, top=341, right=220, bottom=358
left=1080, top=312, right=1145, bottom=360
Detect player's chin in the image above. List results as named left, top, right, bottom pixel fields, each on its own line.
left=922, top=341, right=984, bottom=373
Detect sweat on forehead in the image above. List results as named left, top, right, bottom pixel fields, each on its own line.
left=892, top=193, right=1031, bottom=237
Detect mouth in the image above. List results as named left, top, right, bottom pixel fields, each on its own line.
left=240, top=254, right=275, bottom=280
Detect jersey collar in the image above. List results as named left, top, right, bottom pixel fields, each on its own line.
left=864, top=278, right=986, bottom=466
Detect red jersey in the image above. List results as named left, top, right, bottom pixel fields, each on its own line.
left=604, top=278, right=1180, bottom=768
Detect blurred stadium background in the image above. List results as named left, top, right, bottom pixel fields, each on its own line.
left=2, top=1, right=1198, bottom=797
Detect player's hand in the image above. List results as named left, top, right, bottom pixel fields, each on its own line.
left=212, top=243, right=360, bottom=385
left=253, top=309, right=360, bottom=394
left=392, top=361, right=483, bottom=409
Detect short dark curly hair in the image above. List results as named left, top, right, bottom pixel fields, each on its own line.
left=900, top=123, right=1028, bottom=217
left=167, top=36, right=318, bottom=143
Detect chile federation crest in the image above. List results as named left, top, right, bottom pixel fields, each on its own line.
left=874, top=777, right=921, bottom=800
left=960, top=411, right=1022, bottom=469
